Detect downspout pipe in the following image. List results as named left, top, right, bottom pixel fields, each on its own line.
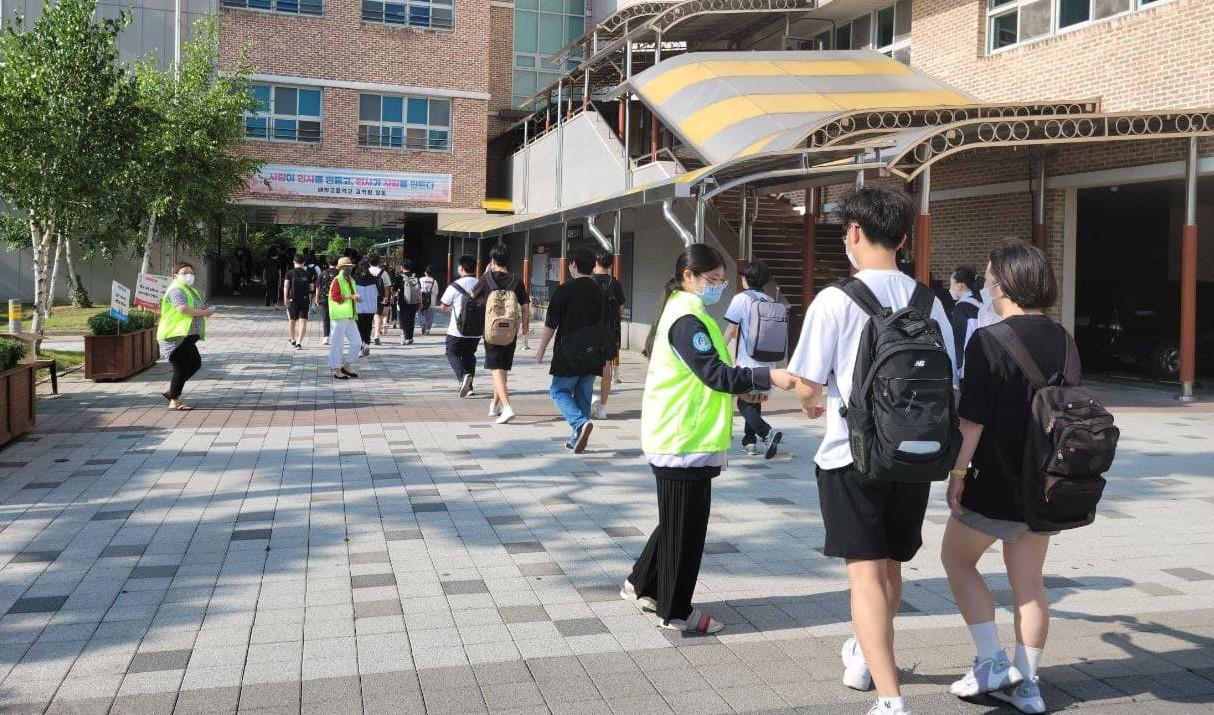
left=662, top=199, right=694, bottom=247
left=586, top=214, right=613, bottom=252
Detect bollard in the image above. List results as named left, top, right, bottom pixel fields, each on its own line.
left=7, top=299, right=21, bottom=334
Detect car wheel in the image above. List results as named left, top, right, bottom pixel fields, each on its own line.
left=1148, top=339, right=1180, bottom=380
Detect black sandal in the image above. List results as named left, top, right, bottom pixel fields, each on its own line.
left=341, top=368, right=360, bottom=378
left=333, top=372, right=349, bottom=380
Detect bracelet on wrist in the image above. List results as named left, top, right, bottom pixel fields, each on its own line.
left=949, top=468, right=968, bottom=478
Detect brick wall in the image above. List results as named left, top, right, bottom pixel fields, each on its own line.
left=911, top=0, right=1214, bottom=111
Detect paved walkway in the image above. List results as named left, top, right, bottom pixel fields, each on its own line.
left=1, top=302, right=1212, bottom=715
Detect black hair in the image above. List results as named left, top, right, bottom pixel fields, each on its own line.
left=458, top=255, right=477, bottom=274
left=988, top=238, right=1057, bottom=310
left=424, top=265, right=434, bottom=276
left=595, top=250, right=614, bottom=269
left=489, top=243, right=509, bottom=268
left=643, top=244, right=725, bottom=358
left=402, top=258, right=415, bottom=272
left=172, top=261, right=194, bottom=274
left=356, top=260, right=372, bottom=280
left=838, top=186, right=917, bottom=251
left=742, top=260, right=771, bottom=291
left=951, top=265, right=984, bottom=302
left=293, top=254, right=305, bottom=264
left=569, top=248, right=595, bottom=275
left=368, top=253, right=380, bottom=266
left=328, top=256, right=339, bottom=267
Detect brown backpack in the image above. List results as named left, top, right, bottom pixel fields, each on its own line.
left=483, top=272, right=521, bottom=346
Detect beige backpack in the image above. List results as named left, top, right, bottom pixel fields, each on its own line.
left=483, top=272, right=521, bottom=346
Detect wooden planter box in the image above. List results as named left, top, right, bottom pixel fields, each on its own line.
left=84, top=328, right=160, bottom=381
left=0, top=362, right=36, bottom=448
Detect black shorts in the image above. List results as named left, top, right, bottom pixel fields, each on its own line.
left=288, top=301, right=311, bottom=320
left=816, top=464, right=931, bottom=562
left=483, top=341, right=517, bottom=371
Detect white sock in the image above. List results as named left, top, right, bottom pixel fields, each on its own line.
left=968, top=621, right=1002, bottom=659
left=1014, top=643, right=1043, bottom=679
left=879, top=696, right=907, bottom=711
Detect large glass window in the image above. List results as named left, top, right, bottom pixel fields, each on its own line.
left=513, top=0, right=585, bottom=108
left=835, top=3, right=911, bottom=62
left=358, top=94, right=451, bottom=152
left=362, top=0, right=453, bottom=30
left=988, top=0, right=1160, bottom=53
left=245, top=84, right=321, bottom=143
left=222, top=0, right=322, bottom=15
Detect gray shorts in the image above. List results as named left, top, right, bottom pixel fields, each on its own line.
left=955, top=509, right=1058, bottom=543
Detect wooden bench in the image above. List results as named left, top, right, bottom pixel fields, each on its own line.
left=0, top=332, right=58, bottom=394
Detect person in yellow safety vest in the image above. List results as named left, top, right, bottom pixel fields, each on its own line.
left=157, top=262, right=215, bottom=411
left=328, top=256, right=364, bottom=379
left=620, top=244, right=796, bottom=634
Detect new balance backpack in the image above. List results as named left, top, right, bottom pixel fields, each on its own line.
left=838, top=278, right=960, bottom=483
left=986, top=321, right=1118, bottom=531
left=399, top=274, right=421, bottom=306
left=483, top=272, right=522, bottom=346
left=450, top=283, right=485, bottom=337
left=743, top=291, right=790, bottom=363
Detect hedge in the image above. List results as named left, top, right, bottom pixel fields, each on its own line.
left=0, top=338, right=28, bottom=372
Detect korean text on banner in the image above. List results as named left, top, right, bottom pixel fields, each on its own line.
left=247, top=164, right=453, bottom=202
left=134, top=274, right=171, bottom=310
left=110, top=282, right=131, bottom=323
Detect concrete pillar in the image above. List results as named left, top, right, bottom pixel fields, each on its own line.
left=1180, top=137, right=1199, bottom=401
left=914, top=167, right=932, bottom=285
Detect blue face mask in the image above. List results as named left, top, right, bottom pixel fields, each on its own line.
left=697, top=280, right=726, bottom=305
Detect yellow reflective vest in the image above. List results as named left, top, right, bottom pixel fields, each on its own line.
left=156, top=281, right=205, bottom=341
left=328, top=273, right=357, bottom=320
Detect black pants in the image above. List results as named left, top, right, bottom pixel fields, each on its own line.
left=445, top=335, right=478, bottom=381
left=738, top=397, right=772, bottom=444
left=356, top=314, right=374, bottom=345
left=167, top=336, right=201, bottom=399
left=318, top=302, right=330, bottom=338
left=399, top=303, right=418, bottom=341
left=264, top=277, right=278, bottom=306
left=629, top=467, right=717, bottom=621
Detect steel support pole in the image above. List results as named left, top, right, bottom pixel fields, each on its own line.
left=522, top=121, right=530, bottom=213
left=737, top=189, right=749, bottom=291
left=654, top=31, right=661, bottom=63
left=475, top=237, right=483, bottom=278
left=1180, top=137, right=1199, bottom=401
left=174, top=0, right=181, bottom=78
left=446, top=237, right=453, bottom=284
left=802, top=188, right=817, bottom=309
left=1033, top=157, right=1047, bottom=250
left=612, top=210, right=623, bottom=280
left=582, top=70, right=589, bottom=110
left=522, top=230, right=532, bottom=302
left=650, top=111, right=659, bottom=159
left=624, top=41, right=633, bottom=190
left=694, top=198, right=706, bottom=244
left=555, top=82, right=564, bottom=209
left=914, top=167, right=932, bottom=285
left=559, top=222, right=569, bottom=284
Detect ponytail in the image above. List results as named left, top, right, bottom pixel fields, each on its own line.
left=643, top=244, right=726, bottom=358
left=952, top=265, right=984, bottom=303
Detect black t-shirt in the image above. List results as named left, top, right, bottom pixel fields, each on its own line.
left=475, top=271, right=531, bottom=307
left=957, top=315, right=1071, bottom=521
left=545, top=276, right=606, bottom=377
left=285, top=267, right=315, bottom=303
left=593, top=274, right=626, bottom=329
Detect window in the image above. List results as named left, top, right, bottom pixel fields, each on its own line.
left=358, top=94, right=451, bottom=152
left=513, top=0, right=585, bottom=108
left=834, top=3, right=911, bottom=61
left=222, top=0, right=322, bottom=15
left=987, top=0, right=1164, bottom=53
left=245, top=84, right=321, bottom=143
left=362, top=0, right=453, bottom=30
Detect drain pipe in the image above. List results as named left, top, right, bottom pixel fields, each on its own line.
left=662, top=199, right=694, bottom=247
left=586, top=213, right=613, bottom=252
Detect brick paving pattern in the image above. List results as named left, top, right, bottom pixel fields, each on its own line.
left=1, top=303, right=1212, bottom=714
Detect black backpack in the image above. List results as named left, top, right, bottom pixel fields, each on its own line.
left=557, top=281, right=614, bottom=375
left=838, top=278, right=960, bottom=482
left=450, top=282, right=485, bottom=337
left=986, top=321, right=1118, bottom=531
left=288, top=269, right=313, bottom=302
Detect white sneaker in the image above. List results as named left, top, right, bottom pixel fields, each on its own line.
left=619, top=579, right=656, bottom=612
left=322, top=338, right=329, bottom=345
left=842, top=636, right=873, bottom=691
left=866, top=698, right=912, bottom=715
left=495, top=407, right=515, bottom=425
left=990, top=676, right=1046, bottom=714
left=488, top=400, right=500, bottom=417
left=591, top=400, right=607, bottom=420
left=659, top=608, right=723, bottom=634
left=950, top=651, right=1023, bottom=697
left=742, top=441, right=760, bottom=456
left=459, top=374, right=474, bottom=398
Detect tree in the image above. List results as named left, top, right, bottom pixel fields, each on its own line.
left=134, top=16, right=260, bottom=277
left=0, top=0, right=147, bottom=333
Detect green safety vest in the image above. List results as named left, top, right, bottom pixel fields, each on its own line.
left=328, top=273, right=356, bottom=320
left=641, top=290, right=734, bottom=457
left=156, top=281, right=205, bottom=341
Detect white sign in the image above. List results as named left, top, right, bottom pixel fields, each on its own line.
left=247, top=164, right=452, bottom=203
left=110, top=281, right=130, bottom=323
left=133, top=273, right=170, bottom=310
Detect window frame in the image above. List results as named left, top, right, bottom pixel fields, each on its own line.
left=221, top=0, right=324, bottom=16
left=361, top=0, right=455, bottom=32
left=986, top=0, right=1175, bottom=55
left=245, top=83, right=323, bottom=145
left=357, top=93, right=453, bottom=154
left=512, top=0, right=586, bottom=109
left=833, top=2, right=911, bottom=61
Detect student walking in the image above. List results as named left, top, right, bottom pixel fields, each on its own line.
left=590, top=250, right=626, bottom=420
left=535, top=249, right=611, bottom=452
left=723, top=260, right=785, bottom=459
left=419, top=266, right=438, bottom=336
left=354, top=261, right=379, bottom=356
left=327, top=257, right=362, bottom=379
left=283, top=254, right=317, bottom=349
left=263, top=247, right=281, bottom=307
left=787, top=187, right=957, bottom=715
left=318, top=256, right=338, bottom=345
left=621, top=245, right=795, bottom=634
left=440, top=256, right=482, bottom=397
left=477, top=244, right=530, bottom=424
left=158, top=262, right=214, bottom=411
left=368, top=254, right=393, bottom=344
left=948, top=266, right=985, bottom=379
left=940, top=240, right=1093, bottom=715
left=396, top=259, right=423, bottom=345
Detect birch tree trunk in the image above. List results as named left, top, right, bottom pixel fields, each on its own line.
left=64, top=238, right=80, bottom=303
left=28, top=214, right=56, bottom=335
left=139, top=212, right=157, bottom=279
left=42, top=233, right=64, bottom=320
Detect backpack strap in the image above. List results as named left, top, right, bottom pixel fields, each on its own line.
left=834, top=277, right=885, bottom=318
left=1060, top=324, right=1082, bottom=386
left=451, top=282, right=471, bottom=299
left=985, top=321, right=1047, bottom=390
left=909, top=283, right=935, bottom=319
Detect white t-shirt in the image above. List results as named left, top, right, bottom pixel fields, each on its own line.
left=419, top=276, right=437, bottom=296
left=723, top=290, right=775, bottom=370
left=787, top=269, right=957, bottom=470
left=440, top=275, right=480, bottom=338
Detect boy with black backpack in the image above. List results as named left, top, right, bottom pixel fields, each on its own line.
left=439, top=255, right=483, bottom=397
left=590, top=251, right=626, bottom=420
left=396, top=259, right=423, bottom=345
left=282, top=254, right=317, bottom=349
left=723, top=260, right=786, bottom=459
left=788, top=188, right=958, bottom=715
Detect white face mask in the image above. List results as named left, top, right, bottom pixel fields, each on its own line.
left=843, top=225, right=860, bottom=270
left=179, top=274, right=195, bottom=286
left=950, top=286, right=963, bottom=301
